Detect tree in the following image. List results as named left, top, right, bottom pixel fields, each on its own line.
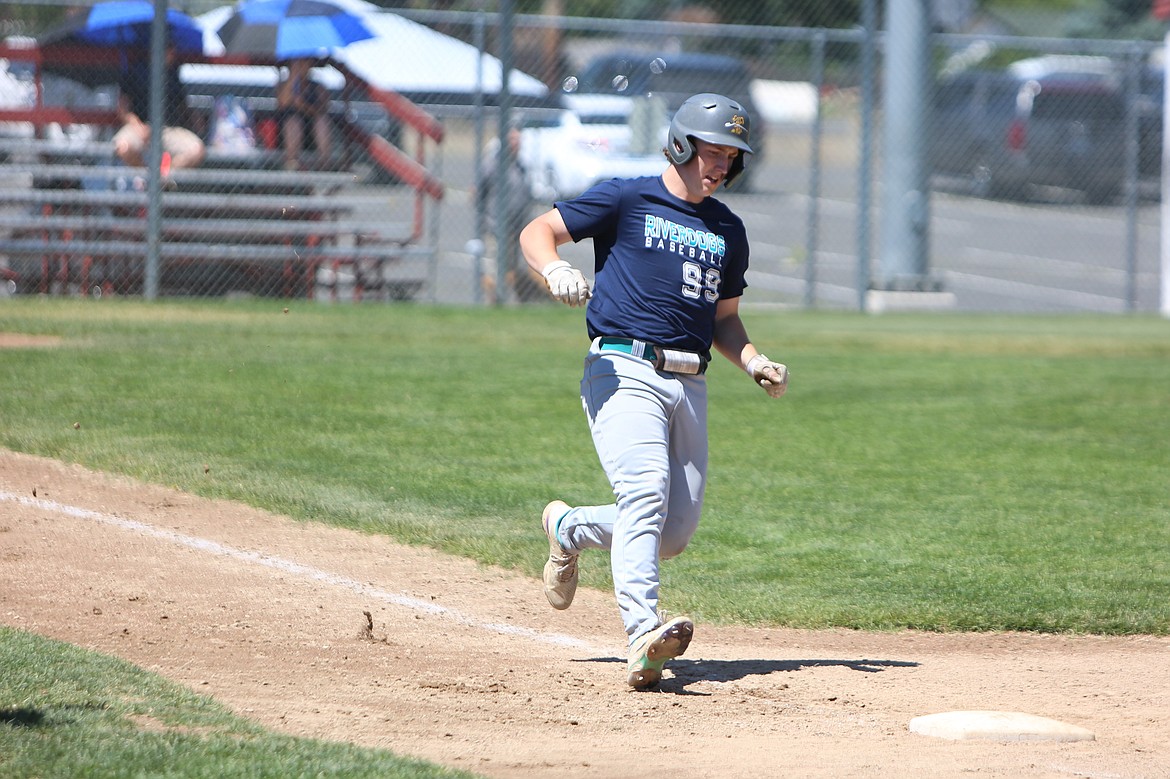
left=1064, top=0, right=1167, bottom=39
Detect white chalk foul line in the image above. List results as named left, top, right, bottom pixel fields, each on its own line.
left=1, top=489, right=598, bottom=651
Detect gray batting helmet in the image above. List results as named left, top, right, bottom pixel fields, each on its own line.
left=665, top=93, right=753, bottom=187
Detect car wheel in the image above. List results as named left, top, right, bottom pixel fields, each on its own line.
left=970, top=155, right=997, bottom=199
left=971, top=155, right=1027, bottom=201
left=1085, top=181, right=1120, bottom=206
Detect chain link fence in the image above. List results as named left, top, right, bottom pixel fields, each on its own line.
left=0, top=1, right=1165, bottom=313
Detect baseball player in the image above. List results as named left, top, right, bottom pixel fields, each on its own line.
left=518, top=93, right=789, bottom=689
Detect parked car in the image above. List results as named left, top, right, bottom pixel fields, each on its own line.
left=572, top=50, right=764, bottom=190
left=519, top=92, right=670, bottom=202
left=931, top=58, right=1128, bottom=203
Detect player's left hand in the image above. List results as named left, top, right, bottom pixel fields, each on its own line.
left=746, top=354, right=788, bottom=398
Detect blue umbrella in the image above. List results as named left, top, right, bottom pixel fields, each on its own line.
left=38, top=0, right=204, bottom=54
left=215, top=0, right=375, bottom=62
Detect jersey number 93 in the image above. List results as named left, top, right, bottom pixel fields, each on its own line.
left=682, top=261, right=720, bottom=302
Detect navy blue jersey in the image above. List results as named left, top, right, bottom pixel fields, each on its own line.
left=556, top=176, right=748, bottom=353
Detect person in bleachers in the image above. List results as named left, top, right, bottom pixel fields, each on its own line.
left=274, top=57, right=333, bottom=170
left=113, top=45, right=205, bottom=177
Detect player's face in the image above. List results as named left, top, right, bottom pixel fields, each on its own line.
left=691, top=140, right=740, bottom=196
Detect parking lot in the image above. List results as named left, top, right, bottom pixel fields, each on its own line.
left=430, top=112, right=1162, bottom=314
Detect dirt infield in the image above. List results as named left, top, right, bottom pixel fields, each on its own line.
left=1, top=449, right=1167, bottom=778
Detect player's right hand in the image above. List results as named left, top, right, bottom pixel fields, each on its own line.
left=542, top=260, right=591, bottom=307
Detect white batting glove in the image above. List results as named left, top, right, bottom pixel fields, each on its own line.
left=541, top=260, right=591, bottom=307
left=746, top=354, right=789, bottom=398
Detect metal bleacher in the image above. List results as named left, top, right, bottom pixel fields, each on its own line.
left=0, top=45, right=444, bottom=301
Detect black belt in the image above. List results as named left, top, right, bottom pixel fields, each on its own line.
left=597, top=337, right=708, bottom=375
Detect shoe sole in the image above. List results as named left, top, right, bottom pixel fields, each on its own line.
left=542, top=500, right=576, bottom=610
left=627, top=617, right=693, bottom=689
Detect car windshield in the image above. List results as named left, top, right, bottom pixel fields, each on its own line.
left=1030, top=90, right=1124, bottom=122
left=578, top=57, right=749, bottom=101
left=579, top=113, right=629, bottom=125
left=642, top=69, right=746, bottom=97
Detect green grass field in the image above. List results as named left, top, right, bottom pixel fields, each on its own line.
left=1, top=298, right=1168, bottom=776
left=1, top=298, right=1167, bottom=633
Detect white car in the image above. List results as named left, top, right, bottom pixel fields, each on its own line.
left=520, top=93, right=669, bottom=202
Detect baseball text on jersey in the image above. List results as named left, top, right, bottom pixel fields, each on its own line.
left=643, top=214, right=727, bottom=265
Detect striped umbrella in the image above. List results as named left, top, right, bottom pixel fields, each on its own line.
left=215, top=0, right=375, bottom=62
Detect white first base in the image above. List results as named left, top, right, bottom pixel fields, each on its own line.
left=909, top=710, right=1095, bottom=742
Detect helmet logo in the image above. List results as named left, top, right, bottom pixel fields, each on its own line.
left=726, top=114, right=748, bottom=139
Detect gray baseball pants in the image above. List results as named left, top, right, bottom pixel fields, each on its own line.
left=548, top=339, right=708, bottom=645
